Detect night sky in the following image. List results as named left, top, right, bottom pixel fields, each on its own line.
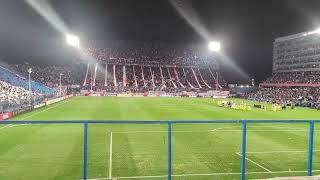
left=1, top=0, right=320, bottom=83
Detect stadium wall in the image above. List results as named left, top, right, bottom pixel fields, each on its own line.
left=80, top=90, right=230, bottom=98
left=0, top=112, right=13, bottom=120
left=1, top=95, right=73, bottom=120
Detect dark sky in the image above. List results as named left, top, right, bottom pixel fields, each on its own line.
left=1, top=0, right=320, bottom=83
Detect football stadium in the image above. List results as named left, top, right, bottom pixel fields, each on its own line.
left=1, top=1, right=320, bottom=180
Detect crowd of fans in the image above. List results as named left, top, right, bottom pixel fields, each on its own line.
left=8, top=64, right=225, bottom=93
left=0, top=80, right=41, bottom=110
left=247, top=87, right=320, bottom=107
left=0, top=41, right=226, bottom=110
left=263, top=71, right=320, bottom=84
left=6, top=41, right=225, bottom=92
left=247, top=71, right=320, bottom=108
left=83, top=41, right=218, bottom=68
left=11, top=64, right=83, bottom=88
left=83, top=64, right=226, bottom=92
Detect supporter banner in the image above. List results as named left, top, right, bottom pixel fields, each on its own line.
left=104, top=93, right=117, bottom=97
left=46, top=97, right=64, bottom=105
left=207, top=90, right=230, bottom=98
left=260, top=83, right=320, bottom=87
left=117, top=93, right=131, bottom=97
left=13, top=106, right=32, bottom=116
left=64, top=94, right=74, bottom=99
left=0, top=112, right=13, bottom=120
left=131, top=93, right=144, bottom=97
left=89, top=94, right=102, bottom=97
left=81, top=90, right=89, bottom=94
left=148, top=91, right=166, bottom=96
left=34, top=103, right=46, bottom=109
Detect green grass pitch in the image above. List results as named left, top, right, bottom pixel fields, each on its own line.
left=1, top=96, right=320, bottom=180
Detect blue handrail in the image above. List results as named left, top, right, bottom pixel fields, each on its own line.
left=2, top=119, right=320, bottom=124
left=0, top=119, right=317, bottom=180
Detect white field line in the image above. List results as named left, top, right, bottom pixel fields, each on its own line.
left=20, top=100, right=70, bottom=120
left=112, top=129, right=308, bottom=134
left=0, top=124, right=28, bottom=131
left=87, top=169, right=320, bottom=180
left=239, top=150, right=320, bottom=154
left=108, top=132, right=113, bottom=179
left=1, top=100, right=70, bottom=131
left=112, top=124, right=308, bottom=134
left=0, top=125, right=10, bottom=130
left=236, top=152, right=272, bottom=172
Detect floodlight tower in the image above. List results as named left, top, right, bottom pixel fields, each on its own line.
left=208, top=41, right=221, bottom=90
left=28, top=68, right=32, bottom=105
left=59, top=73, right=64, bottom=96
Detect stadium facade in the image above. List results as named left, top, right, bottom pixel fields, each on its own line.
left=273, top=31, right=320, bottom=73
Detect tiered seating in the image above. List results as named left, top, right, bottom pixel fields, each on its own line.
left=0, top=80, right=35, bottom=107
left=249, top=71, right=320, bottom=106
left=0, top=66, right=54, bottom=94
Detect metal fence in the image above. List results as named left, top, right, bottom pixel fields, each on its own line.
left=0, top=120, right=318, bottom=180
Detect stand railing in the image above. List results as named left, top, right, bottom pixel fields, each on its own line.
left=0, top=120, right=318, bottom=180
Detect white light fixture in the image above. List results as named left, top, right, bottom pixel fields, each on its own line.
left=66, top=34, right=80, bottom=48
left=208, top=41, right=221, bottom=52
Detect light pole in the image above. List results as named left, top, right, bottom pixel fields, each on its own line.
left=28, top=68, right=32, bottom=105
left=208, top=41, right=221, bottom=90
left=59, top=73, right=64, bottom=96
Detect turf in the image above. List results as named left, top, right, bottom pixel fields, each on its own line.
left=1, top=96, right=320, bottom=180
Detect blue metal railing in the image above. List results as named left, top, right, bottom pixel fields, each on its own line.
left=1, top=119, right=319, bottom=180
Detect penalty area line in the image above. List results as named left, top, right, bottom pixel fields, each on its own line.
left=236, top=152, right=272, bottom=172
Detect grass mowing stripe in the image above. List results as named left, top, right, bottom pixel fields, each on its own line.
left=240, top=150, right=320, bottom=154
left=3, top=97, right=320, bottom=180
left=108, top=132, right=113, bottom=179
left=19, top=99, right=70, bottom=120
left=87, top=169, right=320, bottom=179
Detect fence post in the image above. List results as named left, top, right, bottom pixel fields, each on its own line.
left=83, top=123, right=88, bottom=180
left=168, top=121, right=172, bottom=180
left=241, top=120, right=247, bottom=180
left=308, top=121, right=314, bottom=176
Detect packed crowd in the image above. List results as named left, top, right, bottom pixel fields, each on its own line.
left=12, top=64, right=83, bottom=88
left=0, top=80, right=38, bottom=110
left=83, top=64, right=226, bottom=92
left=83, top=41, right=218, bottom=67
left=9, top=63, right=225, bottom=93
left=0, top=66, right=55, bottom=94
left=249, top=70, right=320, bottom=107
left=263, top=71, right=320, bottom=84
left=247, top=87, right=320, bottom=107
left=0, top=40, right=225, bottom=108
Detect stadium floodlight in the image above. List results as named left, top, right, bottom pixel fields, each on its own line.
left=66, top=34, right=80, bottom=48
left=315, top=28, right=320, bottom=34
left=208, top=41, right=221, bottom=52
